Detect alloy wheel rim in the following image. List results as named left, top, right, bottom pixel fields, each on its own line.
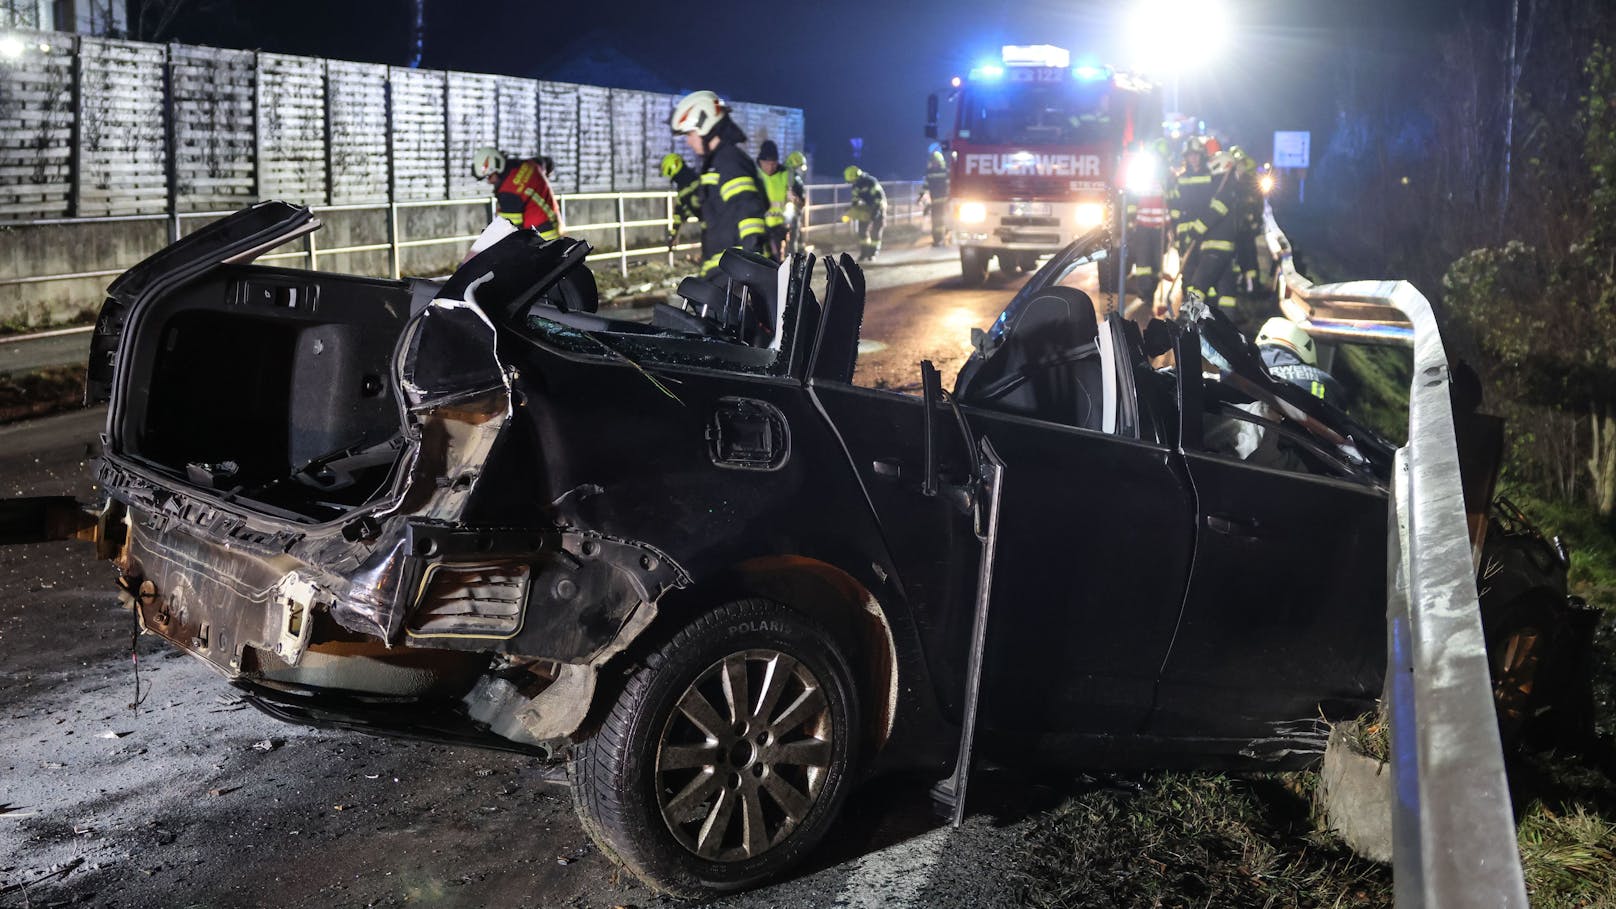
left=655, top=648, right=834, bottom=862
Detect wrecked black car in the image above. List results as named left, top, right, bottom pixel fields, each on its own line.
left=8, top=201, right=1566, bottom=896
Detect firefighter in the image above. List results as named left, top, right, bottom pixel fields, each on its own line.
left=474, top=146, right=561, bottom=240
left=1124, top=138, right=1169, bottom=306
left=1169, top=140, right=1241, bottom=309
left=757, top=140, right=794, bottom=259
left=669, top=90, right=769, bottom=275
left=659, top=152, right=702, bottom=249
left=783, top=151, right=808, bottom=254
left=923, top=143, right=950, bottom=247
left=1254, top=317, right=1344, bottom=403
left=1230, top=146, right=1263, bottom=296
left=842, top=165, right=886, bottom=260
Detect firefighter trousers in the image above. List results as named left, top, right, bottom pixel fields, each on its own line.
left=1127, top=225, right=1164, bottom=302
left=855, top=212, right=885, bottom=259
left=929, top=199, right=949, bottom=245
left=1187, top=247, right=1237, bottom=308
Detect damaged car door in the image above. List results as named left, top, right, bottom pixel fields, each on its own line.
left=949, top=282, right=1196, bottom=753
left=1151, top=317, right=1388, bottom=757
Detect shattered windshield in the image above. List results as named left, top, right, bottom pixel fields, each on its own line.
left=517, top=312, right=784, bottom=376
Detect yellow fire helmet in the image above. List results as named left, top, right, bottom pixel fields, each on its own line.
left=843, top=165, right=862, bottom=183
left=659, top=153, right=686, bottom=179
left=1255, top=317, right=1318, bottom=366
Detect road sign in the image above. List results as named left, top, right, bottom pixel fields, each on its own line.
left=1273, top=131, right=1311, bottom=169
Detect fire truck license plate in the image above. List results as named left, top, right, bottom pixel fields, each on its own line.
left=1009, top=202, right=1051, bottom=217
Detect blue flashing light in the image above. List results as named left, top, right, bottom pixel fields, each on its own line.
left=970, top=64, right=1004, bottom=80
left=1072, top=65, right=1108, bottom=81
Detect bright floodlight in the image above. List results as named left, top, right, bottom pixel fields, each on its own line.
left=1123, top=0, right=1230, bottom=75
left=1125, top=151, right=1161, bottom=195
left=0, top=34, right=25, bottom=59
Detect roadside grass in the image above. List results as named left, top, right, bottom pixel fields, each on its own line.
left=1016, top=772, right=1391, bottom=908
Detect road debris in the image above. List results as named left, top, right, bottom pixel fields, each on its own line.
left=250, top=738, right=281, bottom=753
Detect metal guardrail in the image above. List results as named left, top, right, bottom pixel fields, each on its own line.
left=1262, top=204, right=1527, bottom=907
left=802, top=180, right=926, bottom=237
left=2, top=179, right=929, bottom=293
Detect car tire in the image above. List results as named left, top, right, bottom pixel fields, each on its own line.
left=960, top=247, right=989, bottom=287
left=569, top=598, right=861, bottom=898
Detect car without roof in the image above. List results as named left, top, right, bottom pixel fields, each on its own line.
left=5, top=201, right=1584, bottom=896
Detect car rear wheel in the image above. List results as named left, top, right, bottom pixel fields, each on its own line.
left=569, top=599, right=860, bottom=897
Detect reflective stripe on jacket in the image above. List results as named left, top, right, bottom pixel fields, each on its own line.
left=698, top=142, right=769, bottom=273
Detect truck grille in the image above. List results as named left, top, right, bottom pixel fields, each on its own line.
left=1000, top=216, right=1061, bottom=227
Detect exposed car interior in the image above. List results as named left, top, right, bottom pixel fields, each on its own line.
left=954, top=285, right=1111, bottom=433
left=116, top=266, right=420, bottom=521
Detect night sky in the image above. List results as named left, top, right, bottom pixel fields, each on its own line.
left=160, top=0, right=1459, bottom=179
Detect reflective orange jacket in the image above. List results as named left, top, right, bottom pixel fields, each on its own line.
left=495, top=160, right=561, bottom=240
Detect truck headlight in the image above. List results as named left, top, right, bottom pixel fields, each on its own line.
left=957, top=201, right=987, bottom=224
left=1074, top=202, right=1106, bottom=229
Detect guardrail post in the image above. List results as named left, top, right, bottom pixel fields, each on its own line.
left=306, top=227, right=318, bottom=271
left=666, top=193, right=675, bottom=267
left=617, top=194, right=628, bottom=278
left=388, top=202, right=401, bottom=280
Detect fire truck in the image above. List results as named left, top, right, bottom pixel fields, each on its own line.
left=926, top=46, right=1163, bottom=286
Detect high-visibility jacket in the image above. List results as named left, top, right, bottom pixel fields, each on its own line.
left=850, top=173, right=886, bottom=216
left=762, top=167, right=792, bottom=227
left=1167, top=166, right=1238, bottom=252
left=924, top=151, right=950, bottom=201
left=698, top=142, right=769, bottom=274
left=494, top=159, right=561, bottom=240
left=668, top=159, right=701, bottom=223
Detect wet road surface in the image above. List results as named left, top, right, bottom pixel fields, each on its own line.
left=0, top=252, right=1055, bottom=909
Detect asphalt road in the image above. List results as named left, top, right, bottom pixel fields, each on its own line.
left=0, top=251, right=1058, bottom=909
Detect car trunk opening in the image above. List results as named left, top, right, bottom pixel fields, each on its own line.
left=112, top=264, right=434, bottom=523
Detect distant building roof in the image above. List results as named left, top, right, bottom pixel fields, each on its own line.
left=531, top=31, right=680, bottom=93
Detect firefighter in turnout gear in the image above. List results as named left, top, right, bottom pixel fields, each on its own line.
left=1168, top=139, right=1241, bottom=309
left=783, top=150, right=808, bottom=254
left=669, top=90, right=769, bottom=275
left=843, top=165, right=886, bottom=260
left=1125, top=138, right=1169, bottom=305
left=473, top=146, right=561, bottom=240
left=923, top=144, right=950, bottom=246
left=1255, top=317, right=1344, bottom=404
left=660, top=152, right=701, bottom=249
left=757, top=140, right=803, bottom=260
left=1230, top=146, right=1263, bottom=296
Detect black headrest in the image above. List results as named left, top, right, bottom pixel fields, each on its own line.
left=440, top=233, right=594, bottom=319
left=672, top=250, right=783, bottom=348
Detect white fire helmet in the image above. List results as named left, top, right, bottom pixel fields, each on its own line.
left=670, top=91, right=727, bottom=137
left=471, top=146, right=505, bottom=181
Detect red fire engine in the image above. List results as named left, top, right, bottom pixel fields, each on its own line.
left=927, top=45, right=1163, bottom=286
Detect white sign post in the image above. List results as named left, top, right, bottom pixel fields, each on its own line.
left=1273, top=130, right=1311, bottom=202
